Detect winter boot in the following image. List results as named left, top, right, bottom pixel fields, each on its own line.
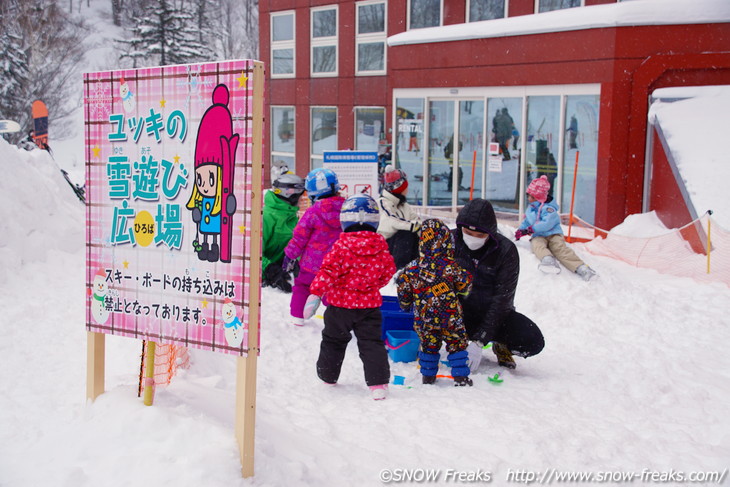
left=453, top=376, right=474, bottom=387
left=418, top=351, right=440, bottom=384
left=422, top=375, right=436, bottom=385
left=538, top=255, right=561, bottom=274
left=369, top=384, right=388, bottom=400
left=575, top=264, right=597, bottom=281
left=447, top=350, right=471, bottom=381
left=290, top=317, right=304, bottom=327
left=492, top=342, right=516, bottom=369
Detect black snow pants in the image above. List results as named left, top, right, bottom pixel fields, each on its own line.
left=317, top=305, right=390, bottom=387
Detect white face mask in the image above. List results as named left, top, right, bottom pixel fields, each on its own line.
left=462, top=231, right=488, bottom=250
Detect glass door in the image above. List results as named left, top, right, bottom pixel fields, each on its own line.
left=485, top=97, right=523, bottom=212
left=562, top=95, right=599, bottom=224
left=525, top=96, right=561, bottom=207
left=456, top=100, right=485, bottom=206
left=394, top=98, right=425, bottom=204
left=427, top=100, right=454, bottom=206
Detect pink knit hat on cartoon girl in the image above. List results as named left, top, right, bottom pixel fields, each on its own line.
left=527, top=175, right=550, bottom=203
left=194, top=84, right=237, bottom=168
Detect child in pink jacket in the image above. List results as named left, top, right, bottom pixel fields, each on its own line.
left=308, top=194, right=396, bottom=400
left=283, top=168, right=344, bottom=326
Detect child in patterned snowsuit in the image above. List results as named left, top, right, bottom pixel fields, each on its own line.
left=396, top=219, right=474, bottom=386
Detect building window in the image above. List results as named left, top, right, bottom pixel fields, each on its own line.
left=271, top=11, right=295, bottom=78
left=311, top=6, right=338, bottom=77
left=468, top=0, right=505, bottom=21
left=271, top=106, right=295, bottom=175
left=355, top=107, right=385, bottom=151
left=311, top=107, right=338, bottom=168
left=356, top=1, right=387, bottom=75
left=408, top=0, right=441, bottom=30
left=538, top=0, right=582, bottom=13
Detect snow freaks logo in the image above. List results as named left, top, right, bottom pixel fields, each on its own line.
left=379, top=469, right=491, bottom=483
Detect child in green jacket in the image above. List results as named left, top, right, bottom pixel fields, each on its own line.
left=262, top=172, right=305, bottom=292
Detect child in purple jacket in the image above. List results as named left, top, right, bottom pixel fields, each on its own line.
left=283, top=168, right=345, bottom=326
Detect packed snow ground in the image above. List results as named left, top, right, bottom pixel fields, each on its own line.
left=1, top=139, right=728, bottom=487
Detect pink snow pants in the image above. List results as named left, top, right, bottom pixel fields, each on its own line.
left=290, top=270, right=316, bottom=319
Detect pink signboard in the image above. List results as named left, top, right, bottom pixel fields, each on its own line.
left=84, top=60, right=262, bottom=356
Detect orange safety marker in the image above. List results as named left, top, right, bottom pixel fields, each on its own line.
left=567, top=151, right=580, bottom=241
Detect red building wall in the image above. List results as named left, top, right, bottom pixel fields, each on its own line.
left=261, top=1, right=730, bottom=231
left=386, top=23, right=730, bottom=230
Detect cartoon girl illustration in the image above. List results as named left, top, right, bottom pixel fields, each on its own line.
left=186, top=84, right=239, bottom=263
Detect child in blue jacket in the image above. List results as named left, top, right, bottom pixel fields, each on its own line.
left=515, top=175, right=597, bottom=281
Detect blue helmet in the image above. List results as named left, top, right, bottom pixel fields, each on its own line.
left=340, top=194, right=380, bottom=231
left=305, top=168, right=340, bottom=200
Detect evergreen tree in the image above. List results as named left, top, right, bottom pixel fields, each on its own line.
left=0, top=28, right=29, bottom=117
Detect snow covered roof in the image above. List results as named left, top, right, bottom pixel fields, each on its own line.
left=387, top=0, right=730, bottom=47
left=648, top=85, right=730, bottom=228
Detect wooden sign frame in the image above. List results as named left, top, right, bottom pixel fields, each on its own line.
left=86, top=61, right=264, bottom=478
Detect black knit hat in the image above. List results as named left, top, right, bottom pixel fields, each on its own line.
left=456, top=199, right=498, bottom=236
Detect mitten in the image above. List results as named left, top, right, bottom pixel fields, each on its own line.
left=525, top=226, right=534, bottom=235
left=303, top=294, right=321, bottom=319
left=282, top=255, right=296, bottom=272
left=514, top=229, right=524, bottom=240
left=466, top=341, right=484, bottom=373
left=410, top=220, right=421, bottom=232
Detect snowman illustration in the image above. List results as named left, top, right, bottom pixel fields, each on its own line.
left=119, top=77, right=135, bottom=113
left=222, top=298, right=245, bottom=347
left=91, top=269, right=110, bottom=324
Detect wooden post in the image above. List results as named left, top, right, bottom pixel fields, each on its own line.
left=143, top=341, right=157, bottom=406
left=86, top=331, right=105, bottom=401
left=235, top=60, right=265, bottom=479
left=236, top=354, right=258, bottom=477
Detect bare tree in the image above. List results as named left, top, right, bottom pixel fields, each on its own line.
left=207, top=0, right=259, bottom=60
left=0, top=0, right=88, bottom=139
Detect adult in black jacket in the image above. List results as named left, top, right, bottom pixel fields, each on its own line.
left=452, top=198, right=544, bottom=369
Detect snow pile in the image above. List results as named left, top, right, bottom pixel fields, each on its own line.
left=607, top=210, right=673, bottom=238
left=0, top=138, right=84, bottom=281
left=649, top=86, right=730, bottom=229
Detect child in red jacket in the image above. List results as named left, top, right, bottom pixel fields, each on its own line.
left=307, top=194, right=396, bottom=400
